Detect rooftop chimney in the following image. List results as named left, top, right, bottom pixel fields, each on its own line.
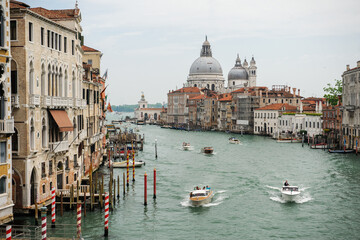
left=292, top=88, right=296, bottom=98
left=357, top=61, right=360, bottom=67
left=298, top=89, right=300, bottom=96
left=346, top=65, right=350, bottom=71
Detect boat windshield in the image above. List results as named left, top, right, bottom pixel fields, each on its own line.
left=192, top=193, right=206, bottom=197
left=282, top=187, right=299, bottom=191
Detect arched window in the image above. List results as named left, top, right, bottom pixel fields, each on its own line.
left=211, top=84, right=215, bottom=91
left=0, top=83, right=5, bottom=119
left=0, top=6, right=5, bottom=47
left=207, top=84, right=209, bottom=89
left=30, top=118, right=35, bottom=151
left=41, top=64, right=46, bottom=95
left=59, top=67, right=63, bottom=97
left=47, top=65, right=51, bottom=96
left=42, top=118, right=47, bottom=148
left=0, top=176, right=6, bottom=194
left=194, top=84, right=197, bottom=87
left=64, top=70, right=68, bottom=97
left=55, top=67, right=58, bottom=96
left=11, top=60, right=18, bottom=94
left=154, top=113, right=158, bottom=120
left=51, top=66, right=55, bottom=96
left=72, top=71, right=76, bottom=98
left=29, top=61, right=34, bottom=94
left=73, top=117, right=77, bottom=141
left=12, top=128, right=19, bottom=153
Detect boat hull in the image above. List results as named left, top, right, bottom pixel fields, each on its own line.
left=183, top=146, right=191, bottom=151
left=112, top=161, right=145, bottom=168
left=281, top=192, right=300, bottom=202
left=190, top=191, right=214, bottom=206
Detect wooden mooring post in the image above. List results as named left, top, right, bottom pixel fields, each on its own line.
left=117, top=175, right=120, bottom=199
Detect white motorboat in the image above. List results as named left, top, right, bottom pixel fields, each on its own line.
left=281, top=186, right=300, bottom=202
left=182, top=142, right=191, bottom=150
left=112, top=160, right=145, bottom=168
left=189, top=187, right=214, bottom=206
left=229, top=137, right=241, bottom=144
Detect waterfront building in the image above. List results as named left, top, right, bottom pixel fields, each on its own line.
left=322, top=100, right=342, bottom=147
left=341, top=61, right=360, bottom=149
left=202, top=90, right=218, bottom=130
left=186, top=37, right=225, bottom=92
left=254, top=103, right=297, bottom=137
left=217, top=94, right=232, bottom=131
left=158, top=107, right=167, bottom=125
left=0, top=0, right=14, bottom=224
left=227, top=54, right=257, bottom=91
left=167, top=87, right=201, bottom=127
left=10, top=1, right=85, bottom=210
left=187, top=94, right=204, bottom=130
left=259, top=85, right=302, bottom=108
left=81, top=45, right=105, bottom=176
left=134, top=92, right=163, bottom=124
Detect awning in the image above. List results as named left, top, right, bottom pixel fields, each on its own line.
left=49, top=110, right=73, bottom=132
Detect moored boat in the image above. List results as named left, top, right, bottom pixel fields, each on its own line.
left=328, top=149, right=354, bottom=153
left=281, top=186, right=300, bottom=202
left=112, top=160, right=145, bottom=168
left=310, top=143, right=334, bottom=149
left=202, top=147, right=213, bottom=154
left=276, top=138, right=302, bottom=143
left=189, top=187, right=214, bottom=206
left=182, top=142, right=191, bottom=150
left=229, top=137, right=241, bottom=144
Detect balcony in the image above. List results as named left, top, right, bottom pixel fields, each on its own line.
left=50, top=140, right=69, bottom=153
left=30, top=94, right=40, bottom=106
left=42, top=96, right=51, bottom=107
left=79, top=129, right=87, bottom=141
left=11, top=94, right=20, bottom=108
left=88, top=133, right=103, bottom=145
left=0, top=118, right=14, bottom=134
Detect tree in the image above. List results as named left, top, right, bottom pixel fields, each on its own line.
left=323, top=79, right=342, bottom=106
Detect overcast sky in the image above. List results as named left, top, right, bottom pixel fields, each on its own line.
left=25, top=0, right=360, bottom=105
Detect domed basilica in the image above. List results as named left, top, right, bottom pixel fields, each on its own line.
left=186, top=37, right=257, bottom=93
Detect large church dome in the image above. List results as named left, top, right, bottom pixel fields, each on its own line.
left=189, top=37, right=223, bottom=76
left=189, top=57, right=223, bottom=75
left=228, top=54, right=248, bottom=80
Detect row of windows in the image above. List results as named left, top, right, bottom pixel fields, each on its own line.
left=262, top=98, right=299, bottom=104
left=255, top=112, right=277, bottom=119
left=10, top=20, right=75, bottom=55
left=279, top=120, right=322, bottom=129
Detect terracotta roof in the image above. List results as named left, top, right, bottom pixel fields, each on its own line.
left=189, top=95, right=205, bottom=100
left=82, top=45, right=100, bottom=52
left=10, top=0, right=29, bottom=8
left=30, top=7, right=79, bottom=20
left=218, top=95, right=232, bottom=102
left=256, top=103, right=297, bottom=111
left=170, top=87, right=200, bottom=94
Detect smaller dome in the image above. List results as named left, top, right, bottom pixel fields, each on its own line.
left=228, top=54, right=248, bottom=80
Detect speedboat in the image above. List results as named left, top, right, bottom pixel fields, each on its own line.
left=182, top=142, right=191, bottom=150
left=202, top=147, right=213, bottom=154
left=229, top=137, right=241, bottom=144
left=328, top=149, right=354, bottom=153
left=112, top=160, right=145, bottom=168
left=281, top=186, right=300, bottom=202
left=189, top=188, right=214, bottom=206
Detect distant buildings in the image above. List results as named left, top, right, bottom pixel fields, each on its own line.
left=134, top=92, right=163, bottom=123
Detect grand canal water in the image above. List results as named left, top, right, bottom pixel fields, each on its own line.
left=20, top=115, right=360, bottom=239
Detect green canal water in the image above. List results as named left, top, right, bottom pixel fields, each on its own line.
left=20, top=122, right=360, bottom=239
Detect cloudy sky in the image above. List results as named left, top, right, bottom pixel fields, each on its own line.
left=25, top=0, right=360, bottom=105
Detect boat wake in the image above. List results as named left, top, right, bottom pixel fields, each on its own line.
left=267, top=185, right=312, bottom=204
left=180, top=190, right=227, bottom=208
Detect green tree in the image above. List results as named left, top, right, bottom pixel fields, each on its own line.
left=323, top=79, right=342, bottom=106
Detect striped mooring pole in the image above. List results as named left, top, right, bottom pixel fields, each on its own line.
left=41, top=205, right=47, bottom=240
left=51, top=187, right=56, bottom=228
left=144, top=172, right=147, bottom=206
left=126, top=153, right=129, bottom=187
left=153, top=168, right=156, bottom=199
left=132, top=149, right=135, bottom=182
left=6, top=225, right=11, bottom=240
left=77, top=203, right=81, bottom=238
left=104, top=192, right=109, bottom=236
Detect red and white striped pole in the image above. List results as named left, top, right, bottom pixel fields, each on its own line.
left=6, top=225, right=11, bottom=240
left=51, top=187, right=56, bottom=228
left=104, top=192, right=109, bottom=236
left=144, top=172, right=147, bottom=206
left=41, top=205, right=47, bottom=240
left=77, top=203, right=81, bottom=238
left=153, top=168, right=156, bottom=199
